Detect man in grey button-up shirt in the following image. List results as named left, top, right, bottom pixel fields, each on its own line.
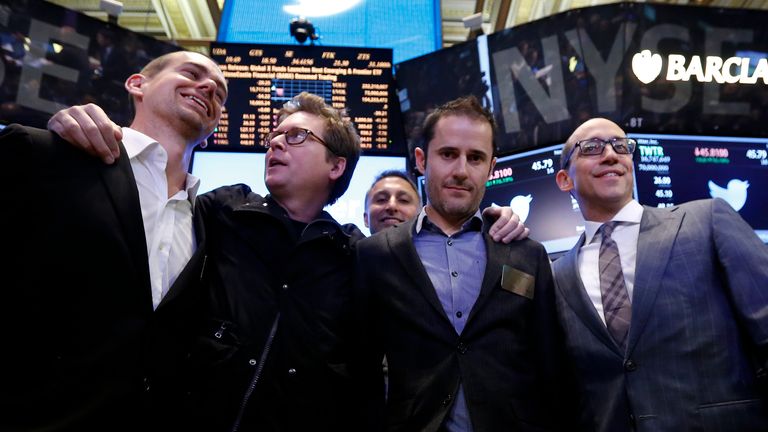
left=355, top=96, right=578, bottom=431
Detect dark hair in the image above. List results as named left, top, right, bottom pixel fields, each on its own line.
left=277, top=92, right=361, bottom=205
left=364, top=170, right=419, bottom=211
left=420, top=95, right=497, bottom=158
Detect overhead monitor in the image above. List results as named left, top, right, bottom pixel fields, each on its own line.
left=217, top=0, right=441, bottom=64
left=480, top=144, right=587, bottom=255
left=208, top=42, right=405, bottom=155
left=630, top=133, right=768, bottom=242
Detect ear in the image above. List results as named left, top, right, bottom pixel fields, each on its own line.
left=415, top=147, right=426, bottom=175
left=328, top=156, right=347, bottom=181
left=556, top=169, right=573, bottom=192
left=125, top=74, right=146, bottom=99
left=488, top=156, right=497, bottom=176
left=363, top=212, right=370, bottom=228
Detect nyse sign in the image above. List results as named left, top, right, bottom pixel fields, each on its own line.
left=0, top=1, right=177, bottom=129
left=491, top=13, right=767, bottom=136
left=2, top=19, right=90, bottom=115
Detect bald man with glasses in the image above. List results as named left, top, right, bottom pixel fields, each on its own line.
left=552, top=117, right=768, bottom=432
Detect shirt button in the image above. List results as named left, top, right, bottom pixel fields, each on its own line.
left=624, top=359, right=637, bottom=372
left=447, top=239, right=453, bottom=246
left=248, top=359, right=257, bottom=366
left=288, top=368, right=297, bottom=375
left=455, top=311, right=463, bottom=318
left=282, top=283, right=289, bottom=290
left=441, top=394, right=453, bottom=407
left=262, top=202, right=268, bottom=207
left=457, top=342, right=468, bottom=354
left=451, top=271, right=458, bottom=277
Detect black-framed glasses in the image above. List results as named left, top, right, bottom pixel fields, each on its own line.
left=262, top=127, right=330, bottom=151
left=562, top=137, right=637, bottom=168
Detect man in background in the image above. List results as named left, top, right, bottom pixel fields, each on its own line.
left=553, top=117, right=768, bottom=431
left=1, top=50, right=227, bottom=432
left=364, top=169, right=529, bottom=240
left=356, top=96, right=575, bottom=431
left=364, top=170, right=420, bottom=234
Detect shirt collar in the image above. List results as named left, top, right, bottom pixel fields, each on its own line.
left=121, top=127, right=159, bottom=160
left=414, top=206, right=484, bottom=236
left=584, top=199, right=644, bottom=244
left=121, top=127, right=200, bottom=208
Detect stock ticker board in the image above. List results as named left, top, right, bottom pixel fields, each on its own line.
left=208, top=42, right=405, bottom=155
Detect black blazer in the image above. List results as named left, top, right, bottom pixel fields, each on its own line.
left=0, top=124, right=203, bottom=432
left=355, top=217, right=578, bottom=432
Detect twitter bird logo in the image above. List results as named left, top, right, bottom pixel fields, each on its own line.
left=708, top=179, right=749, bottom=211
left=509, top=194, right=533, bottom=223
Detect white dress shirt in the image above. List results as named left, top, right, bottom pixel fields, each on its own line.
left=123, top=127, right=199, bottom=309
left=577, top=199, right=644, bottom=325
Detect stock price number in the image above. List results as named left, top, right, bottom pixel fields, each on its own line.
left=489, top=167, right=513, bottom=181
left=655, top=189, right=674, bottom=199
left=694, top=147, right=729, bottom=158
left=653, top=176, right=671, bottom=185
left=746, top=149, right=768, bottom=160
left=531, top=158, right=553, bottom=171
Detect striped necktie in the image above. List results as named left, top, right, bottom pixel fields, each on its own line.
left=598, top=221, right=632, bottom=350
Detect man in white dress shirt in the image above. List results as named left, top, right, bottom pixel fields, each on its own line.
left=0, top=50, right=227, bottom=432
left=551, top=117, right=768, bottom=432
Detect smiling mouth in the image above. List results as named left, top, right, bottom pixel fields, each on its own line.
left=381, top=216, right=404, bottom=223
left=596, top=171, right=623, bottom=178
left=184, top=95, right=209, bottom=116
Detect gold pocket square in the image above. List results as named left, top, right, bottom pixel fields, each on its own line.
left=501, top=265, right=535, bottom=299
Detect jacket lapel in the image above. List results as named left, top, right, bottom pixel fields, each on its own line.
left=98, top=144, right=152, bottom=310
left=465, top=233, right=504, bottom=324
left=556, top=234, right=623, bottom=355
left=159, top=203, right=208, bottom=310
left=389, top=220, right=452, bottom=325
left=626, top=206, right=683, bottom=353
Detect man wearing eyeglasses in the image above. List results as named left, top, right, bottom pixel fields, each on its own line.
left=45, top=90, right=528, bottom=431
left=552, top=118, right=768, bottom=432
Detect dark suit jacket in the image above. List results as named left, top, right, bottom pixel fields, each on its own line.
left=0, top=124, right=203, bottom=432
left=356, top=217, right=577, bottom=432
left=552, top=199, right=768, bottom=432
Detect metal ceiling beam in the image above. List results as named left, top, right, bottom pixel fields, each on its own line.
left=495, top=0, right=512, bottom=32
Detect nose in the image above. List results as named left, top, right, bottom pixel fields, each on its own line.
left=600, top=144, right=621, bottom=163
left=384, top=196, right=398, bottom=213
left=453, top=156, right=469, bottom=179
left=267, top=133, right=287, bottom=152
left=198, top=76, right=218, bottom=98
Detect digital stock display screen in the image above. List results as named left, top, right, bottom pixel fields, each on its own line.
left=208, top=42, right=405, bottom=154
left=480, top=144, right=585, bottom=254
left=631, top=133, right=768, bottom=241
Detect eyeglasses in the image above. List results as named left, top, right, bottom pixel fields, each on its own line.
left=262, top=127, right=331, bottom=151
left=562, top=137, right=637, bottom=168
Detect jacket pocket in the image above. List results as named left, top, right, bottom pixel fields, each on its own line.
left=189, top=319, right=242, bottom=368
left=698, top=398, right=768, bottom=431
